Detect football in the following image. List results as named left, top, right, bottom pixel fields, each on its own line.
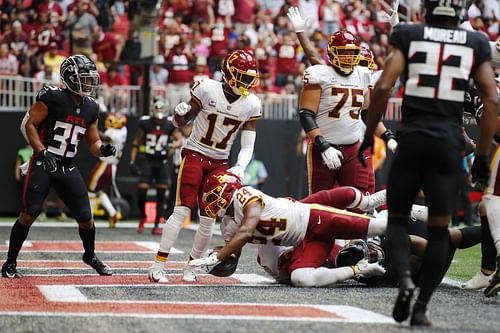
left=207, top=247, right=238, bottom=277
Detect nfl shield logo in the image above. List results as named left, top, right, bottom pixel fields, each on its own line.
left=209, top=99, right=216, bottom=107
left=227, top=105, right=231, bottom=111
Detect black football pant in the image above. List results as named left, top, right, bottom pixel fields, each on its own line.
left=23, top=158, right=92, bottom=222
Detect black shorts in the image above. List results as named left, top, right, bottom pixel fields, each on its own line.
left=387, top=132, right=463, bottom=216
left=139, top=157, right=169, bottom=185
left=23, top=157, right=92, bottom=222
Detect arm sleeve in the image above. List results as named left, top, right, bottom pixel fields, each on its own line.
left=235, top=130, right=256, bottom=169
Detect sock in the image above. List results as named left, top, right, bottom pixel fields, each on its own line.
left=138, top=188, right=148, bottom=219
left=155, top=188, right=166, bottom=227
left=79, top=225, right=96, bottom=258
left=480, top=216, right=497, bottom=271
left=6, top=220, right=30, bottom=263
left=417, top=226, right=449, bottom=305
left=367, top=216, right=387, bottom=237
left=99, top=192, right=116, bottom=217
left=190, top=215, right=215, bottom=259
left=458, top=226, right=482, bottom=249
left=483, top=195, right=500, bottom=254
left=152, top=251, right=169, bottom=270
left=158, top=206, right=190, bottom=254
left=384, top=216, right=410, bottom=281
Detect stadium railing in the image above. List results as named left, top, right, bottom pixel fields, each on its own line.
left=0, top=75, right=408, bottom=121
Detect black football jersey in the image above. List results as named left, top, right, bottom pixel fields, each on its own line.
left=36, top=86, right=99, bottom=160
left=138, top=116, right=175, bottom=159
left=391, top=24, right=491, bottom=126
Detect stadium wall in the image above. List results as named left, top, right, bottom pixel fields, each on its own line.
left=0, top=112, right=480, bottom=217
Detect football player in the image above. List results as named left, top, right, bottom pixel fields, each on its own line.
left=358, top=0, right=498, bottom=326
left=187, top=172, right=389, bottom=281
left=88, top=112, right=128, bottom=228
left=129, top=99, right=176, bottom=235
left=148, top=50, right=262, bottom=283
left=1, top=54, right=116, bottom=278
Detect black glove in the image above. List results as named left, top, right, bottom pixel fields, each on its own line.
left=100, top=143, right=116, bottom=157
left=40, top=149, right=58, bottom=173
left=380, top=129, right=396, bottom=144
left=129, top=161, right=141, bottom=176
left=358, top=135, right=374, bottom=168
left=471, top=155, right=490, bottom=189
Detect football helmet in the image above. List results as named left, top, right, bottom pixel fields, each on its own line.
left=60, top=55, right=100, bottom=97
left=151, top=99, right=168, bottom=121
left=327, top=31, right=361, bottom=75
left=105, top=112, right=127, bottom=129
left=202, top=172, right=242, bottom=218
left=358, top=47, right=376, bottom=70
left=222, top=50, right=259, bottom=97
left=423, top=0, right=467, bottom=22
left=335, top=240, right=368, bottom=267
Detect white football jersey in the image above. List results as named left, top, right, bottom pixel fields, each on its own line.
left=303, top=65, right=370, bottom=145
left=100, top=127, right=127, bottom=165
left=220, top=186, right=310, bottom=247
left=256, top=244, right=292, bottom=282
left=186, top=79, right=262, bottom=159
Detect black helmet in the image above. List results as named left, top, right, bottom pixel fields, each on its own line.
left=335, top=240, right=368, bottom=267
left=423, top=0, right=468, bottom=23
left=151, top=99, right=168, bottom=120
left=60, top=55, right=100, bottom=98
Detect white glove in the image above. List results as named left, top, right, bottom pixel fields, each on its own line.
left=385, top=0, right=399, bottom=27
left=354, top=259, right=386, bottom=278
left=321, top=146, right=343, bottom=170
left=227, top=164, right=245, bottom=179
left=188, top=251, right=221, bottom=273
left=20, top=162, right=29, bottom=176
left=287, top=6, right=308, bottom=33
left=387, top=138, right=398, bottom=153
left=174, top=102, right=191, bottom=117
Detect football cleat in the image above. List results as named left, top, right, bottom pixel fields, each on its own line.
left=83, top=254, right=112, bottom=276
left=1, top=261, right=22, bottom=278
left=393, top=271, right=415, bottom=323
left=148, top=266, right=168, bottom=283
left=360, top=189, right=386, bottom=211
left=410, top=302, right=432, bottom=327
left=108, top=211, right=122, bottom=229
left=183, top=264, right=197, bottom=282
left=484, top=269, right=500, bottom=297
left=152, top=226, right=163, bottom=235
left=137, top=219, right=145, bottom=234
left=461, top=271, right=493, bottom=290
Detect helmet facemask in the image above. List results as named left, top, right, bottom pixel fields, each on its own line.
left=328, top=45, right=361, bottom=75
left=224, top=64, right=258, bottom=97
left=151, top=101, right=167, bottom=121
left=202, top=173, right=241, bottom=218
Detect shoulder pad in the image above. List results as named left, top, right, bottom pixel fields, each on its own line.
left=303, top=65, right=332, bottom=85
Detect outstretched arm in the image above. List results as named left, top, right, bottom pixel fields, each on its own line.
left=287, top=6, right=325, bottom=66
left=228, top=120, right=257, bottom=179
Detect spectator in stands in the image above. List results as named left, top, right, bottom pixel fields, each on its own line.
left=92, top=25, right=122, bottom=63
left=0, top=42, right=19, bottom=75
left=150, top=55, right=169, bottom=87
left=233, top=0, right=258, bottom=34
left=192, top=56, right=210, bottom=83
left=166, top=42, right=193, bottom=107
left=274, top=31, right=298, bottom=87
left=321, top=0, right=341, bottom=36
left=42, top=42, right=65, bottom=75
left=190, top=30, right=210, bottom=61
left=101, top=64, right=128, bottom=113
left=207, top=16, right=231, bottom=74
left=3, top=20, right=28, bottom=60
left=67, top=0, right=98, bottom=56
left=33, top=64, right=61, bottom=92
left=30, top=12, right=58, bottom=55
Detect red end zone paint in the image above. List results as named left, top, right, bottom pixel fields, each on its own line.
left=0, top=241, right=154, bottom=252
left=16, top=261, right=184, bottom=269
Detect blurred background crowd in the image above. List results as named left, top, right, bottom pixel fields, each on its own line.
left=0, top=0, right=498, bottom=114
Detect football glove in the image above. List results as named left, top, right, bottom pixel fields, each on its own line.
left=100, top=143, right=116, bottom=157
left=315, top=135, right=342, bottom=170
left=188, top=251, right=221, bottom=273
left=380, top=129, right=398, bottom=153
left=353, top=259, right=386, bottom=278
left=287, top=6, right=308, bottom=33
left=471, top=155, right=490, bottom=189
left=227, top=164, right=245, bottom=179
left=385, top=0, right=399, bottom=27
left=358, top=135, right=374, bottom=167
left=175, top=102, right=191, bottom=117
left=387, top=138, right=398, bottom=153
left=40, top=149, right=58, bottom=173
left=129, top=161, right=141, bottom=176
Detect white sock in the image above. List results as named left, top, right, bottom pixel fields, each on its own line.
left=158, top=206, right=190, bottom=254
left=367, top=216, right=387, bottom=237
left=346, top=187, right=362, bottom=209
left=190, top=215, right=215, bottom=259
left=483, top=194, right=500, bottom=254
left=99, top=192, right=116, bottom=217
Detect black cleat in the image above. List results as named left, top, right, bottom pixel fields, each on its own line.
left=393, top=272, right=415, bottom=323
left=1, top=261, right=22, bottom=278
left=410, top=303, right=432, bottom=327
left=83, top=254, right=112, bottom=276
left=484, top=269, right=500, bottom=297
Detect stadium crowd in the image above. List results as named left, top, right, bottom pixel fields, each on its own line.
left=0, top=0, right=498, bottom=107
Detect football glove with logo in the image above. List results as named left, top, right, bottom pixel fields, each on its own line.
left=40, top=149, right=58, bottom=173
left=352, top=259, right=386, bottom=278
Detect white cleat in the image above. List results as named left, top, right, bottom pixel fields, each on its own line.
left=361, top=189, right=387, bottom=211
left=410, top=204, right=428, bottom=222
left=148, top=266, right=168, bottom=283
left=461, top=271, right=493, bottom=290
left=182, top=264, right=197, bottom=282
